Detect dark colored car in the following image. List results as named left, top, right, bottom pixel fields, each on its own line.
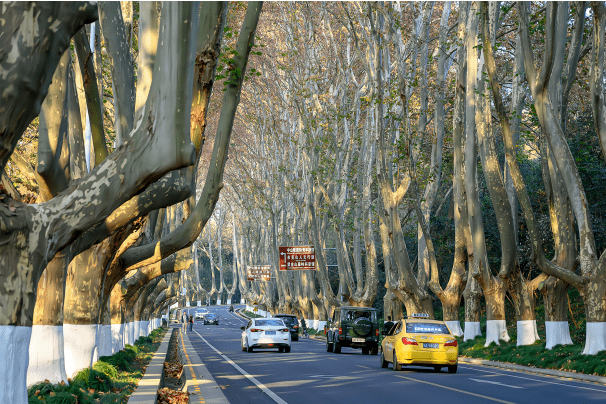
left=326, top=306, right=380, bottom=355
left=204, top=313, right=219, bottom=325
left=274, top=314, right=299, bottom=341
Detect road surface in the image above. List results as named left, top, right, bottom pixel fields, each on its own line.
left=184, top=305, right=606, bottom=404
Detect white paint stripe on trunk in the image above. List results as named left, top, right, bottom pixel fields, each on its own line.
left=444, top=320, right=463, bottom=337
left=460, top=365, right=606, bottom=393
left=98, top=325, right=112, bottom=358
left=0, top=326, right=31, bottom=403
left=27, top=325, right=68, bottom=386
left=485, top=320, right=510, bottom=346
left=63, top=324, right=98, bottom=378
left=583, top=322, right=606, bottom=355
left=111, top=324, right=123, bottom=354
left=464, top=321, right=481, bottom=341
left=516, top=320, right=539, bottom=346
left=469, top=378, right=524, bottom=389
left=194, top=330, right=288, bottom=404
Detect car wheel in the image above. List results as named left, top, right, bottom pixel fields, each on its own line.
left=393, top=351, right=401, bottom=371
left=433, top=366, right=442, bottom=372
left=362, top=347, right=369, bottom=355
left=293, top=335, right=298, bottom=342
left=326, top=338, right=333, bottom=352
left=278, top=347, right=284, bottom=353
left=380, top=350, right=388, bottom=368
left=371, top=345, right=379, bottom=355
left=333, top=339, right=341, bottom=354
left=246, top=339, right=254, bottom=353
left=285, top=346, right=291, bottom=353
left=448, top=365, right=457, bottom=374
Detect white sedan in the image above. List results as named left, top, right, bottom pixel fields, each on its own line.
left=241, top=318, right=291, bottom=353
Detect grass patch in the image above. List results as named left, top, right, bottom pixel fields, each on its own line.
left=29, top=326, right=166, bottom=403
left=242, top=310, right=263, bottom=318
left=459, top=335, right=606, bottom=376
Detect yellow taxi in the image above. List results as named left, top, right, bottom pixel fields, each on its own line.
left=380, top=313, right=458, bottom=373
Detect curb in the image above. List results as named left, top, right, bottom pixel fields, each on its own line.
left=459, top=357, right=606, bottom=385
left=181, top=328, right=230, bottom=404
left=127, top=328, right=171, bottom=404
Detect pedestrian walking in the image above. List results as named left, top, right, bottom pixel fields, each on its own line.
left=300, top=317, right=308, bottom=338
left=189, top=315, right=194, bottom=332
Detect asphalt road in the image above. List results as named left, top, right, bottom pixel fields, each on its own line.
left=186, top=305, right=606, bottom=404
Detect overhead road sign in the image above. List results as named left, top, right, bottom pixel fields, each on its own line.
left=247, top=265, right=271, bottom=281
left=279, top=246, right=316, bottom=270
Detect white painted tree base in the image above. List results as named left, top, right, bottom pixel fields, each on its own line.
left=464, top=322, right=481, bottom=341
left=246, top=305, right=252, bottom=312
left=197, top=301, right=201, bottom=306
left=0, top=326, right=31, bottom=403
left=27, top=325, right=68, bottom=386
left=516, top=320, right=540, bottom=346
left=133, top=322, right=141, bottom=343
left=545, top=321, right=573, bottom=349
left=98, top=325, right=112, bottom=357
left=63, top=324, right=98, bottom=378
left=140, top=321, right=150, bottom=338
left=226, top=299, right=232, bottom=305
left=444, top=321, right=463, bottom=337
left=485, top=320, right=510, bottom=346
left=583, top=322, right=606, bottom=355
left=128, top=322, right=135, bottom=346
left=216, top=299, right=222, bottom=305
left=111, top=324, right=124, bottom=354
left=309, top=319, right=318, bottom=330
left=316, top=321, right=327, bottom=331
left=240, top=299, right=245, bottom=304
left=186, top=302, right=190, bottom=307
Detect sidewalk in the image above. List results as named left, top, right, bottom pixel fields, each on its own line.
left=181, top=328, right=231, bottom=404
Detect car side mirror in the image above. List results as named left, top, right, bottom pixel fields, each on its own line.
left=382, top=330, right=388, bottom=336
left=240, top=326, right=245, bottom=331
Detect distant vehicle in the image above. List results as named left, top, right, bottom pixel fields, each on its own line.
left=241, top=318, right=291, bottom=353
left=195, top=309, right=208, bottom=320
left=380, top=314, right=458, bottom=373
left=204, top=313, right=219, bottom=325
left=326, top=306, right=380, bottom=355
left=273, top=314, right=299, bottom=341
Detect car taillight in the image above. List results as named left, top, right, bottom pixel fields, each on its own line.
left=338, top=327, right=342, bottom=335
left=283, top=328, right=289, bottom=332
left=294, top=325, right=299, bottom=329
left=444, top=339, right=458, bottom=347
left=250, top=328, right=262, bottom=332
left=375, top=329, right=379, bottom=336
left=402, top=337, right=418, bottom=345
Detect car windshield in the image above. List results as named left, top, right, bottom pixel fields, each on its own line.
left=405, top=323, right=450, bottom=334
left=343, top=310, right=377, bottom=322
left=207, top=314, right=217, bottom=318
left=255, top=319, right=284, bottom=327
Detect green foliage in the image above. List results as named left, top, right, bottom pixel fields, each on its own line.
left=459, top=336, right=606, bottom=376
left=45, top=392, right=78, bottom=404
left=93, top=360, right=118, bottom=379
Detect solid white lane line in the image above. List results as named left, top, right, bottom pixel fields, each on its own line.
left=460, top=365, right=606, bottom=393
left=469, top=378, right=524, bottom=389
left=193, top=330, right=288, bottom=404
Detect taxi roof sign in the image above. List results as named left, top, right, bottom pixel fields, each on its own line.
left=409, top=313, right=430, bottom=318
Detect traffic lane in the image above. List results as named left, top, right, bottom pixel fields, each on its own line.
left=198, top=321, right=606, bottom=404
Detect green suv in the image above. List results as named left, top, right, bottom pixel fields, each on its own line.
left=326, top=306, right=379, bottom=355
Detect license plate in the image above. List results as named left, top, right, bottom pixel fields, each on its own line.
left=265, top=331, right=276, bottom=335
left=352, top=338, right=365, bottom=343
left=423, top=343, right=439, bottom=349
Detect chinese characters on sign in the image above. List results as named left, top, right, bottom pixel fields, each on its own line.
left=279, top=246, right=316, bottom=270
left=247, top=265, right=271, bottom=281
